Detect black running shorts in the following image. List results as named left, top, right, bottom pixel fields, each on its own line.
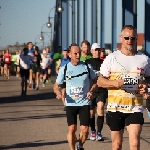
left=90, top=91, right=108, bottom=110
left=32, top=65, right=40, bottom=73
left=66, top=105, right=90, bottom=126
left=106, top=111, right=144, bottom=131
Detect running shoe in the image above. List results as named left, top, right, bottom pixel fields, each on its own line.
left=33, top=84, right=36, bottom=89
left=42, top=83, right=45, bottom=87
left=89, top=131, right=96, bottom=141
left=35, top=86, right=39, bottom=90
left=96, top=132, right=104, bottom=141
left=76, top=145, right=84, bottom=150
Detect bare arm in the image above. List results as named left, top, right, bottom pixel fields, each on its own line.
left=53, top=82, right=62, bottom=100
left=89, top=77, right=98, bottom=93
left=97, top=76, right=124, bottom=88
left=55, top=59, right=61, bottom=74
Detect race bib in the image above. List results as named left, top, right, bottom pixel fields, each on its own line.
left=121, top=74, right=140, bottom=93
left=70, top=87, right=84, bottom=98
left=5, top=58, right=9, bottom=61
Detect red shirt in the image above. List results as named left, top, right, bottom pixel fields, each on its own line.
left=4, top=53, right=11, bottom=64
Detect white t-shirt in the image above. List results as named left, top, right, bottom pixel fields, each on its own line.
left=100, top=50, right=150, bottom=113
left=40, top=57, right=50, bottom=69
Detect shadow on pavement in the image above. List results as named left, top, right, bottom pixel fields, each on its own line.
left=0, top=113, right=66, bottom=122
left=0, top=92, right=56, bottom=104
left=0, top=140, right=68, bottom=149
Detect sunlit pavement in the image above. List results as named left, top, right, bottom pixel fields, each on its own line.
left=0, top=76, right=150, bottom=150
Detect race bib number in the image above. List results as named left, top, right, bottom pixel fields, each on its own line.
left=121, top=74, right=140, bottom=93
left=70, top=87, right=84, bottom=98
left=5, top=58, right=9, bottom=61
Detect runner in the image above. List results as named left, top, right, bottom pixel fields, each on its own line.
left=80, top=40, right=92, bottom=62
left=4, top=49, right=11, bottom=79
left=54, top=43, right=97, bottom=150
left=46, top=47, right=53, bottom=82
left=40, top=50, right=51, bottom=87
left=32, top=46, right=42, bottom=90
left=85, top=43, right=108, bottom=141
left=97, top=25, right=150, bottom=150
left=53, top=46, right=63, bottom=74
left=16, top=49, right=22, bottom=78
left=27, top=42, right=34, bottom=88
left=0, top=50, right=5, bottom=76
left=19, top=47, right=33, bottom=96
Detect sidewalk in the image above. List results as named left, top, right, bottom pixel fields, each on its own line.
left=0, top=76, right=150, bottom=150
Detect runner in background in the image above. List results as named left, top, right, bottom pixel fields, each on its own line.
left=27, top=42, right=34, bottom=88
left=53, top=46, right=63, bottom=75
left=19, top=47, right=33, bottom=96
left=32, top=46, right=42, bottom=90
left=4, top=49, right=11, bottom=79
left=40, top=50, right=51, bottom=87
left=46, top=47, right=53, bottom=82
left=80, top=40, right=92, bottom=62
left=16, top=49, right=22, bottom=78
left=0, top=50, right=5, bottom=76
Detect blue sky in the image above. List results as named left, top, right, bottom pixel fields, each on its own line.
left=0, top=0, right=56, bottom=48
left=0, top=0, right=144, bottom=48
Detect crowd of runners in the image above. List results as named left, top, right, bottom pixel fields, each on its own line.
left=1, top=25, right=150, bottom=150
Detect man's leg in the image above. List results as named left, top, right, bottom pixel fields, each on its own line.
left=21, top=77, right=24, bottom=93
left=7, top=64, right=10, bottom=79
left=106, top=111, right=126, bottom=150
left=79, top=125, right=89, bottom=147
left=4, top=64, right=7, bottom=77
left=78, top=105, right=90, bottom=149
left=125, top=112, right=144, bottom=150
left=126, top=124, right=142, bottom=150
left=29, top=68, right=32, bottom=87
left=32, top=72, right=36, bottom=89
left=36, top=72, right=40, bottom=89
left=66, top=106, right=78, bottom=150
left=111, top=130, right=124, bottom=150
left=96, top=101, right=105, bottom=140
left=67, top=124, right=77, bottom=150
left=89, top=105, right=96, bottom=141
left=48, top=68, right=51, bottom=81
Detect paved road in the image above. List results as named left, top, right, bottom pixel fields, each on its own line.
left=0, top=76, right=150, bottom=150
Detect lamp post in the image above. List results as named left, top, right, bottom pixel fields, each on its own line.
left=47, top=5, right=63, bottom=28
left=35, top=34, right=44, bottom=50
left=56, top=0, right=75, bottom=46
left=47, top=4, right=64, bottom=47
left=39, top=23, right=52, bottom=49
left=39, top=32, right=51, bottom=49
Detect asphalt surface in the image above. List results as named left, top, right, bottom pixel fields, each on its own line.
left=0, top=76, right=150, bottom=150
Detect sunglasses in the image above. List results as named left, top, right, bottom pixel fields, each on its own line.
left=123, top=36, right=137, bottom=40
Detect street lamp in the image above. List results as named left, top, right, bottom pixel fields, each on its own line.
left=39, top=23, right=52, bottom=48
left=47, top=4, right=63, bottom=28
left=35, top=34, right=45, bottom=50
left=39, top=31, right=51, bottom=49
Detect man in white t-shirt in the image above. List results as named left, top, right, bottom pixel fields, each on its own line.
left=40, top=50, right=51, bottom=87
left=97, top=25, right=150, bottom=150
